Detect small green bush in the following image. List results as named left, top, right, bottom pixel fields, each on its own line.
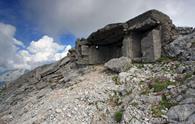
left=160, top=95, right=177, bottom=109
left=0, top=90, right=3, bottom=96
left=151, top=95, right=177, bottom=117
left=114, top=111, right=123, bottom=123
left=112, top=76, right=120, bottom=85
left=157, top=56, right=177, bottom=63
left=184, top=73, right=193, bottom=80
left=150, top=79, right=175, bottom=92
left=151, top=105, right=164, bottom=117
left=135, top=64, right=144, bottom=69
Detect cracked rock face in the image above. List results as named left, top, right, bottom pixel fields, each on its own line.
left=165, top=32, right=195, bottom=61
left=167, top=104, right=195, bottom=122
left=166, top=75, right=195, bottom=124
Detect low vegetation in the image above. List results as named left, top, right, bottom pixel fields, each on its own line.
left=114, top=111, right=123, bottom=123
left=135, top=64, right=145, bottom=69
left=109, top=91, right=122, bottom=107
left=148, top=78, right=175, bottom=92
left=0, top=89, right=3, bottom=96
left=151, top=95, right=177, bottom=117
left=157, top=56, right=177, bottom=63
left=112, top=76, right=121, bottom=85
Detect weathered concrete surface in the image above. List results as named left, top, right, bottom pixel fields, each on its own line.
left=87, top=23, right=127, bottom=45
left=70, top=9, right=179, bottom=65
left=82, top=10, right=177, bottom=64
left=127, top=9, right=177, bottom=46
left=88, top=44, right=122, bottom=64
left=141, top=29, right=161, bottom=62
left=122, top=35, right=133, bottom=58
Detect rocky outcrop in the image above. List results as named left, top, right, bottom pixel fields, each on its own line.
left=166, top=76, right=195, bottom=124
left=176, top=27, right=195, bottom=35
left=0, top=57, right=91, bottom=122
left=0, top=58, right=184, bottom=124
left=165, top=32, right=195, bottom=61
left=104, top=57, right=132, bottom=73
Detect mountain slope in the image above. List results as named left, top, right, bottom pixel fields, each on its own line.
left=0, top=69, right=29, bottom=83
left=0, top=54, right=195, bottom=123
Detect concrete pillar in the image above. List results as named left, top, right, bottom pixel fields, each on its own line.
left=141, top=29, right=161, bottom=62
left=122, top=35, right=133, bottom=58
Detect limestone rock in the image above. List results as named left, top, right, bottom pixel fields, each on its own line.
left=167, top=104, right=195, bottom=122
left=180, top=98, right=195, bottom=104
left=104, top=57, right=132, bottom=73
left=165, top=32, right=195, bottom=61
left=176, top=27, right=194, bottom=35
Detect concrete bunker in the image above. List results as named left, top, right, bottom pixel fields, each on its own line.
left=74, top=10, right=177, bottom=65
left=88, top=42, right=122, bottom=64
left=123, top=27, right=161, bottom=62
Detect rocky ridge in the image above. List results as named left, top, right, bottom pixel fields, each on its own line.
left=0, top=56, right=195, bottom=124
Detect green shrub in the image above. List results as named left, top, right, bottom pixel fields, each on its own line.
left=160, top=95, right=177, bottom=109
left=114, top=111, right=123, bottom=123
left=184, top=73, right=193, bottom=80
left=112, top=76, right=120, bottom=85
left=151, top=105, right=164, bottom=117
left=150, top=79, right=175, bottom=92
left=157, top=56, right=177, bottom=63
left=135, top=64, right=144, bottom=69
left=151, top=95, right=177, bottom=117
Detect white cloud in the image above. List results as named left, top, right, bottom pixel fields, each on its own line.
left=17, top=35, right=71, bottom=69
left=0, top=23, right=19, bottom=69
left=22, top=0, right=195, bottom=37
left=0, top=23, right=71, bottom=70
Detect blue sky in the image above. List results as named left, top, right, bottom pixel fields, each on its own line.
left=0, top=0, right=76, bottom=47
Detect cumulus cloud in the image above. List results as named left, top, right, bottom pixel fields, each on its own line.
left=17, top=36, right=71, bottom=69
left=22, top=0, right=195, bottom=37
left=0, top=23, right=71, bottom=70
left=0, top=23, right=20, bottom=69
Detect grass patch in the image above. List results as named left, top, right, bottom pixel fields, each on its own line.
left=184, top=73, right=193, bottom=80
left=135, top=64, right=144, bottom=69
left=151, top=105, right=164, bottom=117
left=151, top=95, right=177, bottom=117
left=0, top=90, right=3, bottom=96
left=157, top=56, right=177, bottom=63
left=109, top=91, right=122, bottom=107
left=114, top=111, right=123, bottom=123
left=160, top=95, right=177, bottom=109
left=149, top=78, right=175, bottom=92
left=112, top=76, right=121, bottom=85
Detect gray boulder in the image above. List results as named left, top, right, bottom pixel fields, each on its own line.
left=167, top=104, right=195, bottom=122
left=186, top=114, right=195, bottom=124
left=165, top=32, right=195, bottom=61
left=104, top=57, right=132, bottom=73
